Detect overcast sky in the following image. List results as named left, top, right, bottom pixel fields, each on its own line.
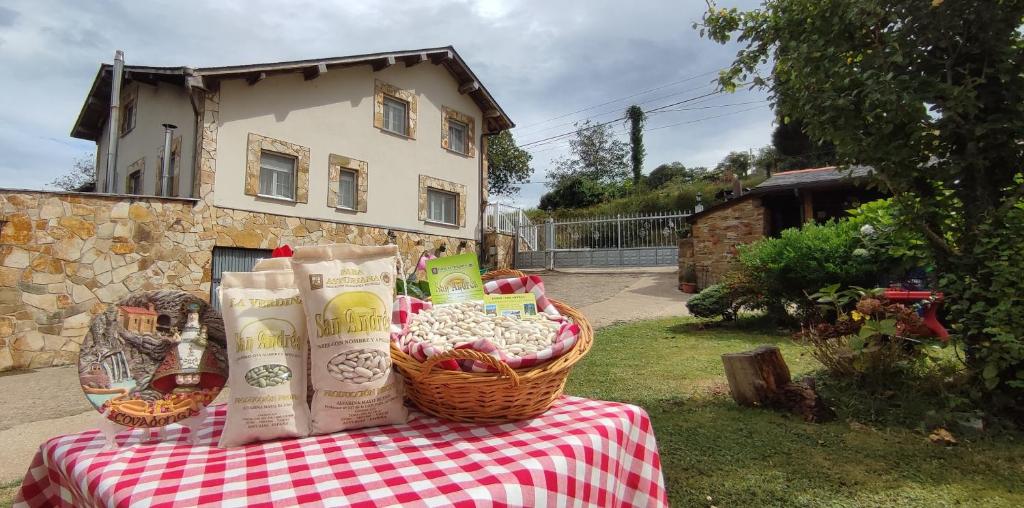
left=0, top=0, right=772, bottom=208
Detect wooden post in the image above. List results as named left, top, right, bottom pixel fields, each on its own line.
left=801, top=190, right=815, bottom=223
left=721, top=345, right=835, bottom=422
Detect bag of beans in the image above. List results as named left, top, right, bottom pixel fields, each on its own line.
left=291, top=244, right=408, bottom=434
left=217, top=271, right=311, bottom=447
left=252, top=256, right=314, bottom=405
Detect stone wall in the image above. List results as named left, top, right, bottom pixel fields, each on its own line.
left=482, top=231, right=516, bottom=270
left=682, top=197, right=766, bottom=288
left=0, top=189, right=476, bottom=371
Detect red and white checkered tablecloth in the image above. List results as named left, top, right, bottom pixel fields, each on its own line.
left=15, top=396, right=668, bottom=508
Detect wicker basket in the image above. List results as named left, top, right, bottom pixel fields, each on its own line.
left=390, top=269, right=593, bottom=423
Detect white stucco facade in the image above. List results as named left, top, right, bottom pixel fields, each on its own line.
left=212, top=63, right=483, bottom=240
left=95, top=81, right=197, bottom=197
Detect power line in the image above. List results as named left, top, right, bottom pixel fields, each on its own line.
left=511, top=68, right=722, bottom=133
left=515, top=83, right=722, bottom=143
left=517, top=89, right=730, bottom=150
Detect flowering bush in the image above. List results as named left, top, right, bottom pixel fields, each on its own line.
left=799, top=285, right=942, bottom=379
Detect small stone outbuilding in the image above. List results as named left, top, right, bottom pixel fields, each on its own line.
left=678, top=166, right=884, bottom=288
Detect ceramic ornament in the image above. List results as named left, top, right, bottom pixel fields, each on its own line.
left=78, top=290, right=227, bottom=428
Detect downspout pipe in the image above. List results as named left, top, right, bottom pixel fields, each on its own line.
left=479, top=132, right=490, bottom=264
left=160, top=124, right=177, bottom=196
left=105, top=50, right=125, bottom=193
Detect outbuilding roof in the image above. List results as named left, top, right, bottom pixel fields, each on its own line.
left=750, top=165, right=874, bottom=194
left=685, top=164, right=876, bottom=223
left=71, top=46, right=514, bottom=140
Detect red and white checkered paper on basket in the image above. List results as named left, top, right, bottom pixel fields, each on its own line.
left=391, top=275, right=581, bottom=372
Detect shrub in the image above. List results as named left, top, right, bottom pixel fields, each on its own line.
left=686, top=284, right=736, bottom=320
left=735, top=218, right=881, bottom=320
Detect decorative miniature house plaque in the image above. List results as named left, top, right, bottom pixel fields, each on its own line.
left=78, top=290, right=227, bottom=428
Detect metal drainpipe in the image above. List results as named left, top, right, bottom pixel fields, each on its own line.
left=105, top=50, right=125, bottom=193
left=479, top=132, right=489, bottom=263
left=160, top=124, right=177, bottom=196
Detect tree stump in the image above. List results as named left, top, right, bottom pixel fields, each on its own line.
left=721, top=345, right=835, bottom=422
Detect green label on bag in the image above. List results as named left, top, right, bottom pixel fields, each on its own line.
left=426, top=253, right=485, bottom=305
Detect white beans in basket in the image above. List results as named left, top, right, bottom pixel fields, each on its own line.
left=404, top=302, right=561, bottom=356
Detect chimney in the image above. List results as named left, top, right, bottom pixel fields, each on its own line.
left=105, top=50, right=125, bottom=193
left=732, top=175, right=742, bottom=198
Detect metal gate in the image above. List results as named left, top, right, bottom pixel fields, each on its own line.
left=210, top=247, right=273, bottom=309
left=515, top=211, right=691, bottom=269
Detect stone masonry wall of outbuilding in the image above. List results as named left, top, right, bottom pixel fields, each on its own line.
left=678, top=197, right=766, bottom=288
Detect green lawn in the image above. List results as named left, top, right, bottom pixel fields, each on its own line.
left=564, top=317, right=1024, bottom=508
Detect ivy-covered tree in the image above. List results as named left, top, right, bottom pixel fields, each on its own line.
left=486, top=131, right=533, bottom=197
left=625, top=105, right=646, bottom=186
left=700, top=0, right=1024, bottom=405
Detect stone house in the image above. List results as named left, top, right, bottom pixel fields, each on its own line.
left=0, top=47, right=514, bottom=371
left=678, top=165, right=884, bottom=288
left=117, top=304, right=157, bottom=334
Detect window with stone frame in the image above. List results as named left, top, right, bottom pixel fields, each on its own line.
left=374, top=80, right=417, bottom=138
left=418, top=175, right=466, bottom=227
left=120, top=99, right=136, bottom=136
left=327, top=153, right=368, bottom=212
left=440, top=106, right=476, bottom=157
left=427, top=188, right=458, bottom=224
left=244, top=132, right=310, bottom=203
left=259, top=152, right=296, bottom=200
left=126, top=169, right=142, bottom=195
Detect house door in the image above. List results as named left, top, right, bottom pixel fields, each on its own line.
left=210, top=247, right=273, bottom=310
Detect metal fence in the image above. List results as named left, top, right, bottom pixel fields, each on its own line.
left=484, top=203, right=537, bottom=249
left=516, top=211, right=692, bottom=269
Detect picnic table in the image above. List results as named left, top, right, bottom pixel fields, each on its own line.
left=15, top=396, right=668, bottom=507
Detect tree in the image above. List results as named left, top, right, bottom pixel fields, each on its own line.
left=548, top=120, right=630, bottom=187
left=700, top=0, right=1024, bottom=403
left=752, top=145, right=779, bottom=176
left=486, top=131, right=533, bottom=197
left=771, top=119, right=836, bottom=171
left=714, top=151, right=753, bottom=178
left=50, top=156, right=96, bottom=192
left=625, top=105, right=647, bottom=186
left=538, top=176, right=606, bottom=210
left=647, top=162, right=690, bottom=188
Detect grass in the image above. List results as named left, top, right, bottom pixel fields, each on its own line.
left=0, top=479, right=18, bottom=508
left=564, top=316, right=1024, bottom=507
left=2, top=317, right=1018, bottom=507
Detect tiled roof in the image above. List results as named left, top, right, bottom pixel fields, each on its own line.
left=118, top=305, right=157, bottom=316
left=752, top=165, right=874, bottom=193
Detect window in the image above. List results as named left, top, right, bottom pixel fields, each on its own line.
left=120, top=100, right=136, bottom=136
left=258, top=152, right=296, bottom=200
left=427, top=188, right=457, bottom=225
left=126, top=170, right=142, bottom=195
left=338, top=169, right=357, bottom=209
left=382, top=96, right=408, bottom=135
left=448, top=120, right=468, bottom=154
left=441, top=106, right=475, bottom=156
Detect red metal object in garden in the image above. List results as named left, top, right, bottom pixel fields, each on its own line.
left=271, top=245, right=293, bottom=258
left=883, top=290, right=949, bottom=342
